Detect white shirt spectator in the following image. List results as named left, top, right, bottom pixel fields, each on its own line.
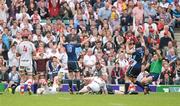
left=159, top=2, right=169, bottom=8
left=0, top=3, right=9, bottom=22
left=20, top=23, right=33, bottom=31
left=8, top=47, right=19, bottom=67
left=83, top=48, right=97, bottom=74
left=10, top=26, right=20, bottom=37
left=144, top=22, right=157, bottom=37
left=47, top=49, right=60, bottom=59
left=16, top=13, right=31, bottom=21
left=83, top=55, right=97, bottom=68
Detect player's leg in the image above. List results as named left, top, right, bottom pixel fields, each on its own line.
left=72, top=61, right=81, bottom=92
left=124, top=66, right=133, bottom=94
left=33, top=75, right=38, bottom=94
left=79, top=86, right=91, bottom=94
left=142, top=73, right=159, bottom=95
left=58, top=72, right=64, bottom=91
left=26, top=65, right=34, bottom=95
left=129, top=64, right=145, bottom=92
left=141, top=75, right=154, bottom=84
left=11, top=82, right=19, bottom=94
left=124, top=75, right=131, bottom=94
left=75, top=71, right=81, bottom=91
left=67, top=61, right=74, bottom=94
left=68, top=71, right=74, bottom=94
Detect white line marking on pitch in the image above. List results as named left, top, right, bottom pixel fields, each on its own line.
left=110, top=103, right=126, bottom=106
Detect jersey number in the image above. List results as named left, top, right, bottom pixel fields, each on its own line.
left=23, top=46, right=28, bottom=52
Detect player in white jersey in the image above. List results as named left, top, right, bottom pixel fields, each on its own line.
left=37, top=86, right=57, bottom=95
left=79, top=77, right=107, bottom=94
left=16, top=34, right=36, bottom=75
left=16, top=34, right=36, bottom=94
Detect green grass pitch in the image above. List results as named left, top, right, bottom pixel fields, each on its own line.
left=0, top=93, right=180, bottom=106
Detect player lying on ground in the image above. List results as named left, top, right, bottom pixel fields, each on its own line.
left=37, top=77, right=59, bottom=95
left=78, top=76, right=108, bottom=94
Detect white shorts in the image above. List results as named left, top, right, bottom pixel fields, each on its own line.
left=19, top=60, right=33, bottom=73
left=37, top=88, right=45, bottom=94
left=47, top=87, right=57, bottom=94
left=88, top=81, right=100, bottom=92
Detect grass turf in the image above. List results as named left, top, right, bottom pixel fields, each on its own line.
left=0, top=93, right=180, bottom=106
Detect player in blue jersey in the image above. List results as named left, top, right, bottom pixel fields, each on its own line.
left=124, top=36, right=146, bottom=94
left=61, top=34, right=91, bottom=94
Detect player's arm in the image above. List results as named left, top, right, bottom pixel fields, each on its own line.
left=125, top=42, right=135, bottom=54
left=31, top=43, right=36, bottom=56
left=16, top=44, right=21, bottom=57
left=83, top=77, right=93, bottom=85
left=140, top=33, right=146, bottom=48
left=81, top=36, right=92, bottom=45
left=156, top=49, right=162, bottom=60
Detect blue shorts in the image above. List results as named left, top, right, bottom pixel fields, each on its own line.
left=68, top=61, right=79, bottom=72
left=127, top=63, right=141, bottom=78
left=148, top=73, right=160, bottom=81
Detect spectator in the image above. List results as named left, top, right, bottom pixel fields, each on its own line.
left=93, top=0, right=104, bottom=11
left=8, top=66, right=20, bottom=94
left=0, top=1, right=9, bottom=23
left=159, top=29, right=172, bottom=49
left=0, top=57, right=8, bottom=83
left=174, top=57, right=180, bottom=84
left=48, top=0, right=60, bottom=18
left=59, top=2, right=73, bottom=19
left=111, top=62, right=125, bottom=84
left=160, top=62, right=175, bottom=85
left=27, top=2, right=36, bottom=16
left=144, top=17, right=157, bottom=37
left=132, top=1, right=144, bottom=25
left=2, top=27, right=11, bottom=60
left=37, top=0, right=49, bottom=19
left=10, top=20, right=20, bottom=37
left=160, top=0, right=169, bottom=9
left=31, top=10, right=41, bottom=25
left=144, top=2, right=157, bottom=20
left=98, top=2, right=111, bottom=23
left=46, top=56, right=61, bottom=81
left=83, top=48, right=97, bottom=76
left=172, top=5, right=180, bottom=27
left=8, top=43, right=19, bottom=68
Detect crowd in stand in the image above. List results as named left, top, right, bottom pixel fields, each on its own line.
left=0, top=0, right=180, bottom=94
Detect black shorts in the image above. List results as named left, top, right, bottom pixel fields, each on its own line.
left=127, top=63, right=141, bottom=78
left=68, top=61, right=79, bottom=72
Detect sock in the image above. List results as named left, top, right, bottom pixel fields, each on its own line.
left=11, top=85, right=16, bottom=94
left=68, top=80, right=73, bottom=92
left=74, top=79, right=81, bottom=91
left=124, top=83, right=130, bottom=94
left=33, top=83, right=38, bottom=94
left=144, top=84, right=150, bottom=90
left=135, top=81, right=144, bottom=90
